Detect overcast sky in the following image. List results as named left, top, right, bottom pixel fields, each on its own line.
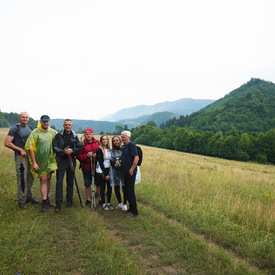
left=0, top=0, right=274, bottom=121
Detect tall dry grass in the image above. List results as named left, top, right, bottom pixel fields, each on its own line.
left=137, top=145, right=275, bottom=269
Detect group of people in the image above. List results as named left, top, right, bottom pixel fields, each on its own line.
left=4, top=112, right=140, bottom=218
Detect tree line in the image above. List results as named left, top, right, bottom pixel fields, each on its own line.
left=130, top=124, right=275, bottom=164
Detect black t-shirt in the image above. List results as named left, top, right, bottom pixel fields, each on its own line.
left=63, top=132, right=73, bottom=149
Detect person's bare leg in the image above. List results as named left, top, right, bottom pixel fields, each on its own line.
left=40, top=175, right=49, bottom=200
left=85, top=185, right=91, bottom=201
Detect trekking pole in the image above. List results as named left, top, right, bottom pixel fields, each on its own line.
left=68, top=154, right=83, bottom=207
left=90, top=157, right=96, bottom=209
left=20, top=155, right=25, bottom=195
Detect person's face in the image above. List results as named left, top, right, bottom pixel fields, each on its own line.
left=121, top=133, right=130, bottom=144
left=84, top=132, right=94, bottom=142
left=112, top=137, right=121, bottom=147
left=41, top=120, right=50, bottom=130
left=101, top=136, right=109, bottom=146
left=19, top=113, right=29, bottom=126
left=63, top=121, right=73, bottom=133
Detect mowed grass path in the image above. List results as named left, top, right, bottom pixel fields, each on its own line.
left=0, top=129, right=274, bottom=274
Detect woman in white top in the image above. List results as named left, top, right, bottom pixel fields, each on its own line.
left=95, top=135, right=113, bottom=210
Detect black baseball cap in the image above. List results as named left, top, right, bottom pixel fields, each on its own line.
left=40, top=115, right=50, bottom=122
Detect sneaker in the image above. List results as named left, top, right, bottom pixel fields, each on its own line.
left=85, top=200, right=91, bottom=207
left=67, top=201, right=76, bottom=208
left=54, top=206, right=61, bottom=213
left=18, top=202, right=27, bottom=209
left=102, top=204, right=109, bottom=211
left=116, top=203, right=123, bottom=210
left=47, top=197, right=53, bottom=207
left=107, top=203, right=114, bottom=210
left=124, top=212, right=137, bottom=218
left=41, top=200, right=48, bottom=212
left=121, top=204, right=128, bottom=211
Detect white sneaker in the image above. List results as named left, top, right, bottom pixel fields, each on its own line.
left=121, top=204, right=127, bottom=211
left=116, top=203, right=123, bottom=210
left=108, top=203, right=114, bottom=210
left=102, top=204, right=109, bottom=211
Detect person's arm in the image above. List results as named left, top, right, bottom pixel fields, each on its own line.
left=129, top=155, right=139, bottom=176
left=29, top=149, right=39, bottom=172
left=4, top=135, right=27, bottom=156
left=52, top=134, right=68, bottom=157
left=72, top=136, right=82, bottom=156
left=96, top=148, right=109, bottom=178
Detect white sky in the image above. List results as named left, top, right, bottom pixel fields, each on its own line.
left=0, top=0, right=274, bottom=121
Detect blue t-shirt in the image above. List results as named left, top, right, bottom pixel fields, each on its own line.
left=121, top=142, right=138, bottom=175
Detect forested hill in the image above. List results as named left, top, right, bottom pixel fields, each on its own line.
left=0, top=112, right=37, bottom=128
left=163, top=78, right=275, bottom=133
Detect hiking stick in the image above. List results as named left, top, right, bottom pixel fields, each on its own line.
left=90, top=157, right=96, bottom=209
left=20, top=155, right=25, bottom=195
left=68, top=154, right=83, bottom=207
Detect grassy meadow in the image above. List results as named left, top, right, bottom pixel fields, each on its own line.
left=0, top=128, right=274, bottom=274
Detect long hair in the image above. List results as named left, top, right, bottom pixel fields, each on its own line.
left=112, top=135, right=122, bottom=154
left=99, top=135, right=110, bottom=157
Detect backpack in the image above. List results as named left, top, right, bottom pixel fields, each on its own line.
left=129, top=142, right=143, bottom=166
left=136, top=146, right=143, bottom=166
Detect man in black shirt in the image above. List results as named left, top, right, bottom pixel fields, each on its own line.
left=4, top=112, right=38, bottom=209
left=52, top=119, right=82, bottom=212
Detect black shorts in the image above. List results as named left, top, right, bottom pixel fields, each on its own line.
left=82, top=170, right=99, bottom=187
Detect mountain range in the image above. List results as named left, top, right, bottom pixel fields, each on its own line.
left=50, top=98, right=215, bottom=132
left=101, top=98, right=215, bottom=122
left=1, top=78, right=274, bottom=134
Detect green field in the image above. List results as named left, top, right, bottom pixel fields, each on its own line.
left=0, top=129, right=274, bottom=274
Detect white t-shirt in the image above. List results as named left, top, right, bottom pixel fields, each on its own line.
left=96, top=148, right=111, bottom=173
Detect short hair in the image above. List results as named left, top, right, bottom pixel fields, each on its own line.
left=121, top=130, right=131, bottom=137
left=64, top=119, right=72, bottom=123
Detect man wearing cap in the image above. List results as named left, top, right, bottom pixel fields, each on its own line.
left=52, top=119, right=82, bottom=212
left=77, top=129, right=100, bottom=207
left=4, top=111, right=38, bottom=209
left=25, top=115, right=58, bottom=212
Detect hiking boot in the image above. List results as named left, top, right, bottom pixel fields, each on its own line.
left=41, top=200, right=48, bottom=212
left=102, top=204, right=109, bottom=211
left=54, top=205, right=61, bottom=213
left=124, top=212, right=137, bottom=218
left=67, top=201, right=76, bottom=208
left=116, top=203, right=123, bottom=210
left=47, top=197, right=53, bottom=207
left=85, top=200, right=91, bottom=207
left=107, top=203, right=114, bottom=210
left=26, top=198, right=39, bottom=204
left=121, top=204, right=128, bottom=211
left=18, top=202, right=27, bottom=209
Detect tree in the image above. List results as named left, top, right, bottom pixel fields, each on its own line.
left=264, top=129, right=275, bottom=163
left=115, top=125, right=124, bottom=134
left=146, top=121, right=158, bottom=127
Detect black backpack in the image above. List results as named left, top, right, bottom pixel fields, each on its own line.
left=129, top=142, right=143, bottom=166
left=136, top=146, right=143, bottom=166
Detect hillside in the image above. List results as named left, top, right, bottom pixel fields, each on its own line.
left=0, top=112, right=37, bottom=129
left=101, top=98, right=215, bottom=122
left=164, top=78, right=275, bottom=133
